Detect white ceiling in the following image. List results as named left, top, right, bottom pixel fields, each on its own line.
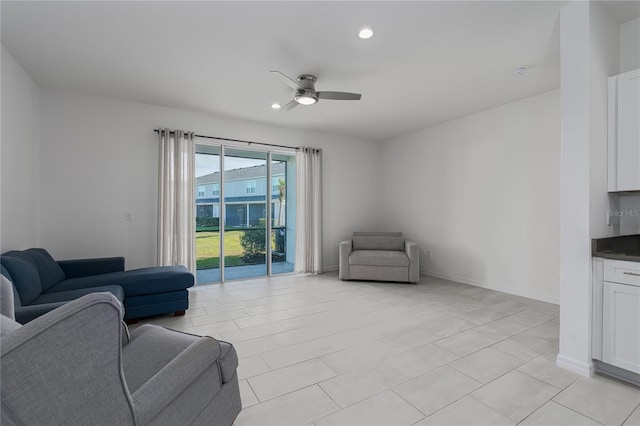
left=1, top=1, right=637, bottom=141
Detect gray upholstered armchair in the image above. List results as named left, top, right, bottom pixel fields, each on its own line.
left=0, top=277, right=241, bottom=426
left=339, top=232, right=420, bottom=283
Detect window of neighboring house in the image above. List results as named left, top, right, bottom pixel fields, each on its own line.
left=196, top=204, right=214, bottom=218
left=197, top=186, right=205, bottom=197
left=272, top=177, right=280, bottom=193
left=246, top=180, right=256, bottom=194
left=212, top=184, right=220, bottom=196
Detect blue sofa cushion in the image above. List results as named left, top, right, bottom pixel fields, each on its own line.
left=15, top=303, right=68, bottom=325
left=58, top=257, right=125, bottom=279
left=0, top=253, right=42, bottom=306
left=36, top=286, right=124, bottom=305
left=23, top=249, right=66, bottom=291
left=49, top=266, right=194, bottom=297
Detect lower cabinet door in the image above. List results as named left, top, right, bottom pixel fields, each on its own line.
left=603, top=281, right=640, bottom=373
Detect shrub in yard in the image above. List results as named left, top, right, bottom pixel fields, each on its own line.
left=240, top=219, right=266, bottom=263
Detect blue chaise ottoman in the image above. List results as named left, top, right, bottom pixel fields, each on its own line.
left=0, top=248, right=194, bottom=324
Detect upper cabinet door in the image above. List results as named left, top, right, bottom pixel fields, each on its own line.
left=609, top=69, right=640, bottom=192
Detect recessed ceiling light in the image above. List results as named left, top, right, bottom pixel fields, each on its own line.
left=358, top=27, right=373, bottom=39
left=271, top=103, right=281, bottom=109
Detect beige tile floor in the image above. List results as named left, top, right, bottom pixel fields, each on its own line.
left=135, top=273, right=640, bottom=426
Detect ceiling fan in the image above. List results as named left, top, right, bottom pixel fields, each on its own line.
left=270, top=71, right=362, bottom=111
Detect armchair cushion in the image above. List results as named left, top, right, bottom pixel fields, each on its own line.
left=123, top=324, right=215, bottom=393
left=349, top=250, right=410, bottom=267
left=352, top=233, right=405, bottom=251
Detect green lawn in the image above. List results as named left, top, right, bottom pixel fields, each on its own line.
left=196, top=230, right=270, bottom=269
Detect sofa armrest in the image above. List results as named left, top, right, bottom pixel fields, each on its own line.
left=131, top=337, right=222, bottom=426
left=405, top=240, right=420, bottom=283
left=58, top=257, right=125, bottom=278
left=339, top=240, right=352, bottom=280
left=1, top=275, right=15, bottom=320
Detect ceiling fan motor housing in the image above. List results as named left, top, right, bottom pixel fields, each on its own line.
left=297, top=74, right=317, bottom=90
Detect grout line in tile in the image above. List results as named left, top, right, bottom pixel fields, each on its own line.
left=620, top=402, right=640, bottom=426
left=515, top=400, right=606, bottom=426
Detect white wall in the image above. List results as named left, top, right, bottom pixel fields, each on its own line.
left=557, top=1, right=622, bottom=377
left=378, top=90, right=560, bottom=303
left=589, top=2, right=620, bottom=239
left=1, top=46, right=40, bottom=252
left=620, top=17, right=640, bottom=73
left=38, top=90, right=379, bottom=270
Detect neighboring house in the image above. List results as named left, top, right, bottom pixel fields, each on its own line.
left=195, top=162, right=286, bottom=228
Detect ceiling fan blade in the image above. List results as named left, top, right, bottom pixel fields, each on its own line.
left=281, top=99, right=299, bottom=111
left=270, top=71, right=300, bottom=90
left=317, top=91, right=362, bottom=101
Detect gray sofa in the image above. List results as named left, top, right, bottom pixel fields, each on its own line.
left=0, top=277, right=241, bottom=426
left=339, top=232, right=420, bottom=283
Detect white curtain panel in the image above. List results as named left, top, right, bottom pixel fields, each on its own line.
left=295, top=147, right=323, bottom=274
left=157, top=129, right=196, bottom=273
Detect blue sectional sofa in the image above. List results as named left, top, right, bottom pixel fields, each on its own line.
left=0, top=248, right=194, bottom=324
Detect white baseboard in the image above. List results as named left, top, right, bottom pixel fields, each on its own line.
left=421, top=269, right=559, bottom=305
left=556, top=354, right=595, bottom=377
left=323, top=265, right=338, bottom=272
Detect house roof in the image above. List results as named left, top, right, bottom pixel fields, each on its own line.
left=196, top=162, right=285, bottom=185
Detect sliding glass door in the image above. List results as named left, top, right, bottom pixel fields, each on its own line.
left=271, top=154, right=295, bottom=276
left=195, top=144, right=295, bottom=284
left=195, top=146, right=222, bottom=283
left=223, top=148, right=268, bottom=280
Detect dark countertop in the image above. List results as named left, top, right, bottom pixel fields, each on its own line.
left=592, top=234, right=640, bottom=263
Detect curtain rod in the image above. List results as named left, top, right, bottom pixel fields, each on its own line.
left=154, top=129, right=299, bottom=151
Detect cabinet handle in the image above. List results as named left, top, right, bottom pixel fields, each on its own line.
left=623, top=272, right=640, bottom=277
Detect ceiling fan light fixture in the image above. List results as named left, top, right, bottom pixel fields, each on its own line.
left=358, top=27, right=373, bottom=39
left=295, top=93, right=318, bottom=105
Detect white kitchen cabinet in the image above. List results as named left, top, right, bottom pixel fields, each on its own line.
left=593, top=257, right=640, bottom=377
left=608, top=69, right=640, bottom=192
left=602, top=279, right=640, bottom=374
